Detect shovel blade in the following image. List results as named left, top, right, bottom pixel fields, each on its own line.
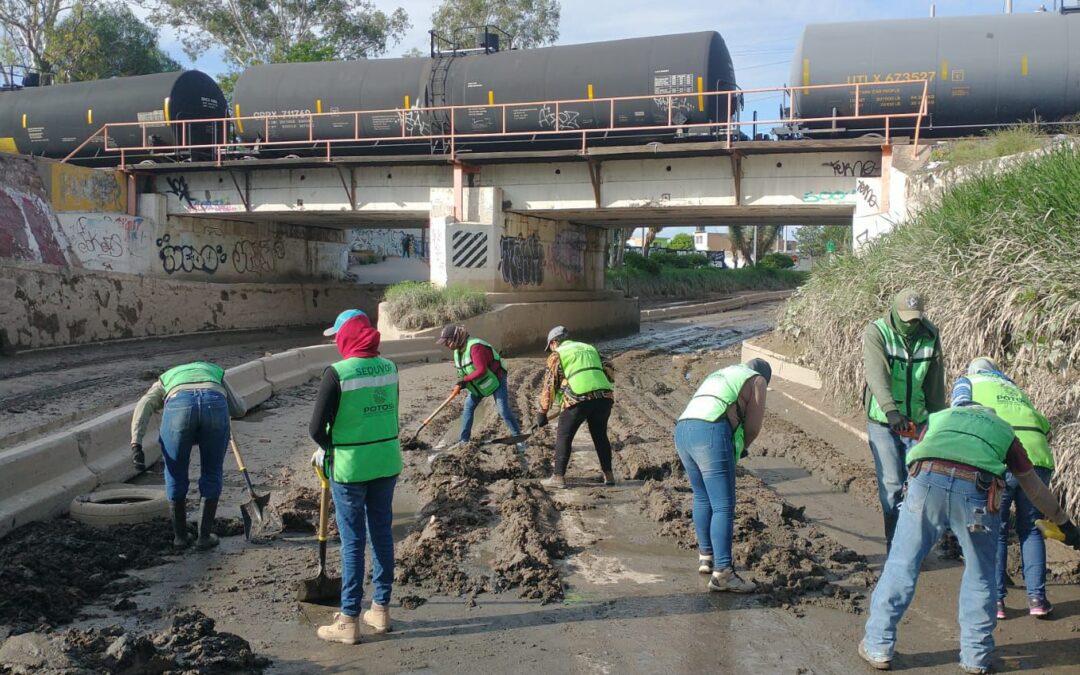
left=296, top=572, right=342, bottom=604
left=241, top=497, right=283, bottom=542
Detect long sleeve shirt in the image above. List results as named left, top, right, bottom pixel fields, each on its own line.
left=731, top=375, right=768, bottom=451
left=862, top=314, right=946, bottom=418
left=458, top=343, right=505, bottom=385
left=538, top=349, right=615, bottom=413
left=130, top=378, right=247, bottom=445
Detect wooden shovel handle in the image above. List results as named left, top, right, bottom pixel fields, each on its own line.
left=229, top=434, right=246, bottom=472
left=413, top=389, right=460, bottom=437
left=315, top=464, right=330, bottom=544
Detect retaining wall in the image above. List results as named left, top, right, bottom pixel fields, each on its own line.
left=0, top=260, right=383, bottom=350
left=0, top=338, right=443, bottom=540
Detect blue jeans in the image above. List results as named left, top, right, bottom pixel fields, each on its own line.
left=159, top=389, right=230, bottom=501
left=331, top=474, right=398, bottom=616
left=459, top=375, right=521, bottom=442
left=864, top=469, right=1000, bottom=671
left=996, top=466, right=1052, bottom=601
left=674, top=418, right=736, bottom=569
left=867, top=421, right=919, bottom=549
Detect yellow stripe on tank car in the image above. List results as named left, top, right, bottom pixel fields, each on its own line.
left=164, top=97, right=171, bottom=122
left=316, top=98, right=322, bottom=114
left=940, top=61, right=948, bottom=80
left=587, top=83, right=594, bottom=100
left=697, top=76, right=704, bottom=112
left=234, top=104, right=244, bottom=134
left=404, top=94, right=410, bottom=109
left=87, top=109, right=92, bottom=125
left=488, top=90, right=494, bottom=105
left=1021, top=55, right=1029, bottom=76
left=802, top=59, right=810, bottom=94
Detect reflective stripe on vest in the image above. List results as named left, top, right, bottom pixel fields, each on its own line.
left=867, top=318, right=937, bottom=425
left=679, top=364, right=759, bottom=461
left=906, top=405, right=1015, bottom=476
left=328, top=357, right=403, bottom=484
left=968, top=373, right=1053, bottom=469
left=159, top=362, right=224, bottom=394
left=555, top=340, right=613, bottom=397
left=453, top=338, right=503, bottom=398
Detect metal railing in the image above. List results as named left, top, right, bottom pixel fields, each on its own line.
left=61, top=79, right=930, bottom=166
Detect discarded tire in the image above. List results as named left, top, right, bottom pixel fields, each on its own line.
left=69, top=487, right=170, bottom=527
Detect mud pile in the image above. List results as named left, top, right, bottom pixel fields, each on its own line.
left=640, top=469, right=874, bottom=614
left=275, top=486, right=336, bottom=535
left=0, top=609, right=269, bottom=674
left=0, top=519, right=178, bottom=634
left=395, top=441, right=565, bottom=602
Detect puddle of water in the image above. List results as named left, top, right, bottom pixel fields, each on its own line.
left=565, top=552, right=664, bottom=586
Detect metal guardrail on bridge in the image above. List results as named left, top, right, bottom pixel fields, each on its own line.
left=62, top=80, right=930, bottom=166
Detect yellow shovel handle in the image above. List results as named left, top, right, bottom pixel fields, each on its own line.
left=313, top=463, right=330, bottom=544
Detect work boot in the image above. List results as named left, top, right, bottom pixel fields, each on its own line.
left=697, top=555, right=714, bottom=575
left=708, top=567, right=756, bottom=593
left=602, top=470, right=616, bottom=486
left=362, top=602, right=392, bottom=633
left=959, top=663, right=990, bottom=675
left=541, top=474, right=566, bottom=489
left=515, top=441, right=528, bottom=453
left=1028, top=596, right=1053, bottom=618
left=317, top=613, right=361, bottom=644
left=170, top=499, right=190, bottom=549
left=858, top=640, right=892, bottom=671
left=196, top=498, right=220, bottom=551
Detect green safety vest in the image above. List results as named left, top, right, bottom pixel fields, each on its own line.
left=159, top=362, right=224, bottom=394
left=866, top=318, right=937, bottom=425
left=327, top=357, right=403, bottom=484
left=555, top=340, right=613, bottom=402
left=969, top=373, right=1054, bottom=470
left=906, top=406, right=1015, bottom=476
left=679, top=364, right=760, bottom=461
left=453, top=338, right=504, bottom=398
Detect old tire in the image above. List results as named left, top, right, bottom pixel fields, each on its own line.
left=69, top=487, right=170, bottom=527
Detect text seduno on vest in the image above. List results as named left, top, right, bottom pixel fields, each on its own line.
left=325, top=356, right=403, bottom=483
left=454, top=338, right=504, bottom=398
left=968, top=373, right=1054, bottom=470
left=554, top=340, right=613, bottom=405
left=906, top=405, right=1016, bottom=477
left=159, top=362, right=224, bottom=393
left=678, top=364, right=760, bottom=461
left=867, top=318, right=937, bottom=425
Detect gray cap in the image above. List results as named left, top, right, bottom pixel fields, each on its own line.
left=967, top=357, right=1000, bottom=375
left=746, top=358, right=772, bottom=384
left=546, top=325, right=568, bottom=351
left=893, top=288, right=925, bottom=322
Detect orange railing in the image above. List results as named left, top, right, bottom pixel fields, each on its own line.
left=62, top=80, right=929, bottom=166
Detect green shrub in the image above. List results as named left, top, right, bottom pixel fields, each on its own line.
left=758, top=253, right=795, bottom=269
left=649, top=251, right=689, bottom=268
left=383, top=282, right=489, bottom=331
left=607, top=265, right=806, bottom=299
left=684, top=253, right=710, bottom=268
left=624, top=251, right=661, bottom=275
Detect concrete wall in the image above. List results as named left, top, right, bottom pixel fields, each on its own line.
left=0, top=260, right=383, bottom=350
left=348, top=227, right=427, bottom=259
left=429, top=186, right=605, bottom=293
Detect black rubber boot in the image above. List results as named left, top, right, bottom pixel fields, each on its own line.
left=196, top=498, right=220, bottom=551
left=170, top=499, right=189, bottom=548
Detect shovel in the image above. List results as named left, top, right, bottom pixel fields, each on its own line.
left=230, top=433, right=282, bottom=541
left=402, top=387, right=461, bottom=450
left=296, top=463, right=341, bottom=604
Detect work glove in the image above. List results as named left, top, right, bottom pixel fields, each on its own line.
left=885, top=410, right=913, bottom=436
left=1036, top=519, right=1080, bottom=550
left=311, top=447, right=326, bottom=470
left=534, top=412, right=548, bottom=429
left=130, top=443, right=146, bottom=472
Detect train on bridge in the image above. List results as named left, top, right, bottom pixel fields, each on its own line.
left=0, top=5, right=1077, bottom=164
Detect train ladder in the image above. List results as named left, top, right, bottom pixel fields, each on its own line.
left=427, top=54, right=455, bottom=155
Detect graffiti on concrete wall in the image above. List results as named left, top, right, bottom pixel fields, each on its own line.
left=0, top=186, right=70, bottom=265
left=349, top=228, right=426, bottom=259
left=164, top=175, right=244, bottom=213
left=232, top=238, right=286, bottom=274
left=70, top=215, right=145, bottom=263
left=856, top=179, right=880, bottom=210
left=498, top=233, right=544, bottom=287
left=156, top=234, right=227, bottom=275
left=546, top=228, right=586, bottom=283
left=51, top=164, right=125, bottom=212
left=165, top=176, right=194, bottom=207
left=821, top=159, right=880, bottom=177
left=451, top=230, right=489, bottom=268
left=801, top=190, right=855, bottom=203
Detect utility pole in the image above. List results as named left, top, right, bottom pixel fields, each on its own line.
left=751, top=226, right=758, bottom=266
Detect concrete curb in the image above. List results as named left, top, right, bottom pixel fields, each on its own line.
left=641, top=290, right=793, bottom=322
left=0, top=337, right=445, bottom=540
left=740, top=339, right=821, bottom=389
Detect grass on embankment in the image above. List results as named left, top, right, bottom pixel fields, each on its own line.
left=607, top=266, right=807, bottom=301
left=930, top=125, right=1047, bottom=164
left=382, top=282, right=489, bottom=331
left=780, top=146, right=1080, bottom=518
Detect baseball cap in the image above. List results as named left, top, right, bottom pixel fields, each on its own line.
left=745, top=358, right=772, bottom=384
left=967, top=357, right=1000, bottom=375
left=545, top=326, right=568, bottom=351
left=893, top=288, right=924, bottom=322
left=436, top=324, right=466, bottom=346
left=323, top=309, right=367, bottom=337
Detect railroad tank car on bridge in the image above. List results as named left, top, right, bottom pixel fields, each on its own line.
left=790, top=8, right=1080, bottom=136
left=232, top=31, right=737, bottom=152
left=0, top=71, right=227, bottom=162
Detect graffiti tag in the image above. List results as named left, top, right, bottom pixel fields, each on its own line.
left=821, top=159, right=880, bottom=177
left=73, top=216, right=124, bottom=258
left=546, top=229, right=586, bottom=283
left=232, top=238, right=286, bottom=274
left=801, top=190, right=854, bottom=203
left=498, top=234, right=544, bottom=287
left=165, top=176, right=193, bottom=207
left=156, top=234, right=226, bottom=274
left=856, top=179, right=879, bottom=209
left=538, top=104, right=581, bottom=130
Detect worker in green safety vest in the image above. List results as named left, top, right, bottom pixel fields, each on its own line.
left=131, top=361, right=248, bottom=550
left=436, top=325, right=523, bottom=449
left=860, top=397, right=1078, bottom=673
left=535, top=326, right=615, bottom=489
left=951, top=357, right=1056, bottom=619
left=676, top=358, right=771, bottom=594
left=309, top=309, right=402, bottom=644
left=862, top=288, right=946, bottom=550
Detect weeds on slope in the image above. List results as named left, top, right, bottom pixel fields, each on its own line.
left=608, top=266, right=806, bottom=300
left=383, top=281, right=489, bottom=331
left=781, top=146, right=1080, bottom=518
left=931, top=125, right=1047, bottom=165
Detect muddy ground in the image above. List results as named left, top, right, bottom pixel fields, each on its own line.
left=2, top=305, right=1080, bottom=674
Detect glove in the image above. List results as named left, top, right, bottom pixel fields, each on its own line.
left=1061, top=521, right=1080, bottom=550
left=885, top=410, right=912, bottom=435
left=450, top=383, right=464, bottom=397
left=1036, top=519, right=1080, bottom=550
left=130, top=443, right=146, bottom=472
left=311, top=447, right=326, bottom=469
left=534, top=412, right=548, bottom=429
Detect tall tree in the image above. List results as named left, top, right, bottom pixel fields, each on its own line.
left=642, top=225, right=664, bottom=256
left=668, top=233, right=694, bottom=250
left=730, top=225, right=782, bottom=265
left=431, top=0, right=559, bottom=49
left=0, top=0, right=90, bottom=79
left=49, top=2, right=179, bottom=82
left=139, top=0, right=409, bottom=68
left=796, top=225, right=852, bottom=257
